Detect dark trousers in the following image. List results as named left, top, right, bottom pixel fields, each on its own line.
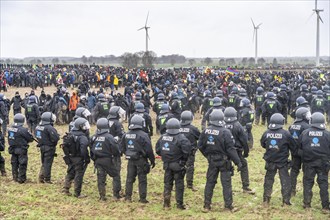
left=1, top=118, right=8, bottom=134
left=186, top=150, right=196, bottom=187
left=164, top=167, right=185, bottom=206
left=204, top=162, right=233, bottom=208
left=125, top=158, right=148, bottom=200
left=11, top=151, right=28, bottom=182
left=27, top=119, right=38, bottom=135
left=238, top=151, right=250, bottom=189
left=290, top=156, right=302, bottom=194
left=255, top=106, right=265, bottom=125
left=0, top=153, right=5, bottom=174
left=13, top=109, right=21, bottom=116
left=113, top=156, right=121, bottom=197
left=281, top=106, right=288, bottom=123
left=39, top=147, right=55, bottom=182
left=303, top=164, right=329, bottom=209
left=263, top=163, right=291, bottom=203
left=64, top=157, right=85, bottom=196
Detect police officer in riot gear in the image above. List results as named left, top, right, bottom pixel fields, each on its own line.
left=198, top=109, right=242, bottom=212
left=35, top=112, right=60, bottom=183
left=63, top=118, right=90, bottom=198
left=0, top=119, right=6, bottom=176
left=278, top=84, right=289, bottom=124
left=288, top=107, right=311, bottom=196
left=310, top=90, right=326, bottom=114
left=122, top=115, right=155, bottom=203
left=260, top=113, right=297, bottom=206
left=290, top=96, right=310, bottom=119
left=228, top=87, right=238, bottom=107
left=129, top=103, right=153, bottom=137
left=156, top=104, right=175, bottom=135
left=8, top=114, right=34, bottom=183
left=11, top=91, right=23, bottom=116
left=25, top=95, right=40, bottom=134
left=239, top=98, right=255, bottom=149
left=215, top=90, right=228, bottom=107
left=201, top=97, right=224, bottom=130
left=261, top=92, right=282, bottom=126
left=93, top=93, right=110, bottom=120
left=324, top=85, right=330, bottom=123
left=179, top=111, right=200, bottom=191
left=153, top=93, right=168, bottom=116
left=224, top=107, right=254, bottom=194
left=170, top=92, right=182, bottom=120
left=69, top=107, right=91, bottom=132
left=298, top=112, right=330, bottom=212
left=90, top=118, right=121, bottom=201
left=254, top=87, right=265, bottom=125
left=0, top=93, right=9, bottom=134
left=107, top=105, right=125, bottom=200
left=156, top=118, right=191, bottom=210
left=234, top=88, right=247, bottom=111
left=201, top=90, right=213, bottom=116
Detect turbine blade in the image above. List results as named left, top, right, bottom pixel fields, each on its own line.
left=137, top=27, right=144, bottom=31
left=250, top=18, right=256, bottom=28
left=306, top=12, right=315, bottom=23
left=319, top=14, right=324, bottom=23
left=257, top=23, right=262, bottom=28
left=145, top=11, right=149, bottom=26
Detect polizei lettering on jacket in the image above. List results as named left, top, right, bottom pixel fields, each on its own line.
left=266, top=133, right=282, bottom=139
left=205, top=129, right=220, bottom=135
left=308, top=131, right=323, bottom=137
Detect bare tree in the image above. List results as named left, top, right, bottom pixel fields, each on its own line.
left=188, top=59, right=196, bottom=66
left=204, top=57, right=212, bottom=66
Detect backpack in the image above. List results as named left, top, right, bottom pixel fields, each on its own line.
left=61, top=132, right=78, bottom=156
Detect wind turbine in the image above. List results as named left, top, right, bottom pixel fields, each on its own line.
left=251, top=18, right=262, bottom=65
left=312, top=0, right=323, bottom=66
left=138, top=12, right=150, bottom=52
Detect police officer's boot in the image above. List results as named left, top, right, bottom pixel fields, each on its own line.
left=0, top=163, right=6, bottom=176
left=39, top=166, right=45, bottom=183
left=62, top=180, right=72, bottom=196
left=163, top=193, right=171, bottom=210
left=12, top=170, right=18, bottom=182
left=202, top=204, right=211, bottom=213
left=99, top=188, right=107, bottom=201
left=263, top=197, right=271, bottom=207
left=282, top=199, right=292, bottom=207
left=177, top=203, right=186, bottom=210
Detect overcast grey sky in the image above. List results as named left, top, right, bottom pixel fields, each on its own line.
left=0, top=0, right=329, bottom=58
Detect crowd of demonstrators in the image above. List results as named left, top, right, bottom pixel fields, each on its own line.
left=0, top=63, right=330, bottom=213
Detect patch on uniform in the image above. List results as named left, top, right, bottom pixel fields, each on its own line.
left=36, top=130, right=42, bottom=139
left=162, top=142, right=170, bottom=151
left=270, top=139, right=277, bottom=146
left=292, top=131, right=298, bottom=139
left=95, top=142, right=102, bottom=150
left=269, top=139, right=279, bottom=149
left=269, top=104, right=274, bottom=109
left=312, top=138, right=319, bottom=144
left=128, top=140, right=133, bottom=145
left=207, top=135, right=215, bottom=145
left=9, top=131, right=15, bottom=139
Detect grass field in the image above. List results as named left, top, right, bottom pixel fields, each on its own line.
left=0, top=86, right=329, bottom=219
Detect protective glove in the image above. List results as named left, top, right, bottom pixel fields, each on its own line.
left=237, top=162, right=243, bottom=172
left=151, top=161, right=156, bottom=169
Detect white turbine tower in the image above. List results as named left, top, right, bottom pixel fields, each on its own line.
left=312, top=0, right=323, bottom=66
left=138, top=12, right=150, bottom=52
left=251, top=18, right=262, bottom=65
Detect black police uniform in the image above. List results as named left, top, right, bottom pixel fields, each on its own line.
left=0, top=99, right=9, bottom=134
left=108, top=117, right=125, bottom=198
left=298, top=127, right=330, bottom=209
left=310, top=96, right=326, bottom=114
left=201, top=97, right=213, bottom=116
left=63, top=130, right=90, bottom=197
left=156, top=132, right=191, bottom=208
left=227, top=93, right=237, bottom=108
left=277, top=91, right=289, bottom=123
left=179, top=124, right=200, bottom=188
left=129, top=112, right=153, bottom=137
left=170, top=98, right=182, bottom=120
left=94, top=101, right=110, bottom=120
left=261, top=98, right=282, bottom=125
left=156, top=112, right=175, bottom=135
left=325, top=92, right=330, bottom=123
left=224, top=121, right=250, bottom=190
left=122, top=129, right=155, bottom=202
left=198, top=125, right=241, bottom=209
left=0, top=130, right=6, bottom=176
left=201, top=106, right=224, bottom=130
left=35, top=124, right=60, bottom=182
left=153, top=100, right=168, bottom=116
left=288, top=120, right=310, bottom=195
left=260, top=127, right=297, bottom=204
left=290, top=103, right=310, bottom=119
left=8, top=125, right=34, bottom=183
left=91, top=130, right=120, bottom=200
left=25, top=102, right=40, bottom=134
left=254, top=93, right=265, bottom=125
left=239, top=106, right=255, bottom=149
